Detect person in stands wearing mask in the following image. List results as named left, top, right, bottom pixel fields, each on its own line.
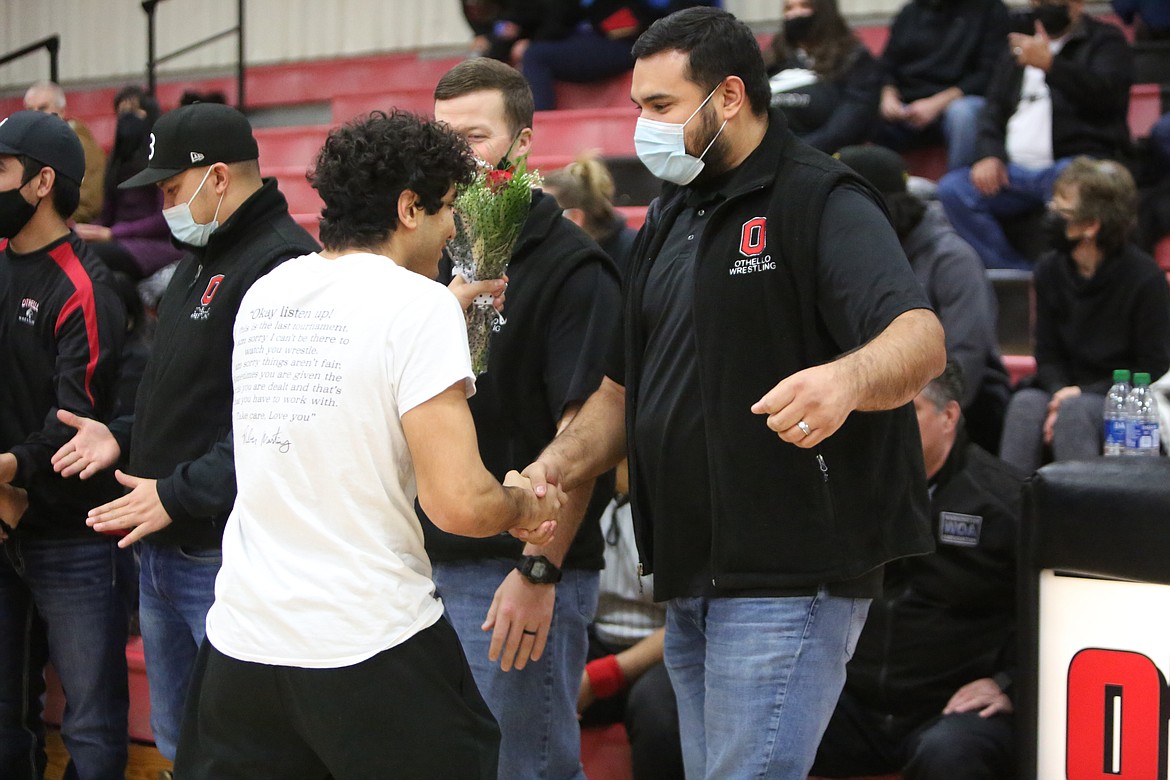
left=425, top=57, right=621, bottom=780
left=762, top=0, right=882, bottom=154
left=937, top=0, right=1134, bottom=270
left=73, top=86, right=184, bottom=294
left=46, top=102, right=320, bottom=767
left=0, top=110, right=129, bottom=780
left=999, top=158, right=1170, bottom=472
left=521, top=8, right=946, bottom=778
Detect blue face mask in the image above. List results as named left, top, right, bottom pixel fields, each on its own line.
left=162, top=166, right=224, bottom=247
left=634, top=85, right=727, bottom=186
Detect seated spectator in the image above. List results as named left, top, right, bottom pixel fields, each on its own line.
left=812, top=362, right=1024, bottom=780
left=1112, top=0, right=1170, bottom=40
left=520, top=1, right=716, bottom=110
left=763, top=0, right=881, bottom=154
left=999, top=157, right=1170, bottom=472
left=873, top=0, right=1010, bottom=171
left=543, top=154, right=636, bottom=274
left=461, top=0, right=539, bottom=61
left=578, top=460, right=683, bottom=780
left=839, top=145, right=1011, bottom=453
left=937, top=0, right=1134, bottom=270
left=23, top=80, right=106, bottom=223
left=73, top=86, right=184, bottom=299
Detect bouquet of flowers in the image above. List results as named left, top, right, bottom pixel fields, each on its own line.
left=449, top=157, right=541, bottom=375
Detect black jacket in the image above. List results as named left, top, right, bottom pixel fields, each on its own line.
left=622, top=112, right=934, bottom=590
left=1033, top=243, right=1170, bottom=395
left=0, top=234, right=125, bottom=538
left=845, top=435, right=1024, bottom=721
left=976, top=15, right=1134, bottom=163
left=881, top=0, right=1010, bottom=102
left=111, top=178, right=318, bottom=548
left=423, top=191, right=621, bottom=569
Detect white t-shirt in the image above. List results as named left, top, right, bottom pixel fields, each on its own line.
left=205, top=251, right=475, bottom=668
left=1005, top=36, right=1068, bottom=170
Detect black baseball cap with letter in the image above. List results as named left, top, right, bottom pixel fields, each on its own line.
left=0, top=110, right=86, bottom=185
left=119, top=102, right=259, bottom=189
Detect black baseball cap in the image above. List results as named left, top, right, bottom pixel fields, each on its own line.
left=836, top=145, right=909, bottom=196
left=119, top=102, right=259, bottom=189
left=0, top=110, right=85, bottom=186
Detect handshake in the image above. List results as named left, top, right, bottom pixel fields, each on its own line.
left=500, top=460, right=565, bottom=546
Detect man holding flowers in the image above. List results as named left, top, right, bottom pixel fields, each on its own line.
left=423, top=57, right=621, bottom=780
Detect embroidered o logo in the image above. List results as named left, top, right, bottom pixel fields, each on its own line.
left=739, top=216, right=767, bottom=257
left=201, top=274, right=225, bottom=306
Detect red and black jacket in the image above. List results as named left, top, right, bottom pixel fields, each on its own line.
left=0, top=233, right=126, bottom=538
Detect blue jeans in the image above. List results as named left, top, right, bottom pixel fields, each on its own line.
left=137, top=542, right=221, bottom=761
left=522, top=31, right=636, bottom=110
left=871, top=95, right=986, bottom=171
left=937, top=158, right=1073, bottom=270
left=0, top=536, right=133, bottom=780
left=665, top=591, right=871, bottom=780
left=1152, top=113, right=1170, bottom=173
left=433, top=559, right=599, bottom=780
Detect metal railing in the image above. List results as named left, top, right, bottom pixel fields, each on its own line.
left=0, top=35, right=61, bottom=84
left=142, top=0, right=245, bottom=110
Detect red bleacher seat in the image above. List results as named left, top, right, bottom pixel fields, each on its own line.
left=1003, top=354, right=1037, bottom=387
left=532, top=108, right=636, bottom=158
left=1155, top=236, right=1170, bottom=273
left=254, top=125, right=330, bottom=172
left=1129, top=83, right=1163, bottom=139
left=580, top=723, right=633, bottom=780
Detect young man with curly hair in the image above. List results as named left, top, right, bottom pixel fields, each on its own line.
left=171, top=110, right=564, bottom=779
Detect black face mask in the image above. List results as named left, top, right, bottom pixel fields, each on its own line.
left=1033, top=4, right=1072, bottom=36
left=783, top=14, right=817, bottom=47
left=0, top=185, right=37, bottom=240
left=1043, top=211, right=1081, bottom=254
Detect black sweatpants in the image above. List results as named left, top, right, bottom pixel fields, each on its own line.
left=173, top=617, right=500, bottom=779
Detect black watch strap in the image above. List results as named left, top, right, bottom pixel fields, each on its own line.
left=517, top=554, right=562, bottom=584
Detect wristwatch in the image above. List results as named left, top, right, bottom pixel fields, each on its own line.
left=517, top=555, right=562, bottom=584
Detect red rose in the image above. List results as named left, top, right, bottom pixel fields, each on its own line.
left=486, top=168, right=513, bottom=193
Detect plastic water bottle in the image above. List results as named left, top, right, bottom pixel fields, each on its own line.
left=1103, top=369, right=1131, bottom=456
left=1124, top=373, right=1161, bottom=457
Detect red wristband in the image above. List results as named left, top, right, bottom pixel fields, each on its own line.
left=585, top=655, right=627, bottom=699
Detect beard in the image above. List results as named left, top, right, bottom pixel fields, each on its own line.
left=686, top=102, right=732, bottom=188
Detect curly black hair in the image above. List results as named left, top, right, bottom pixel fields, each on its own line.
left=309, top=110, right=477, bottom=252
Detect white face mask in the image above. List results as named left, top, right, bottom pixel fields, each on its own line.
left=634, top=85, right=728, bottom=186
left=162, top=167, right=224, bottom=247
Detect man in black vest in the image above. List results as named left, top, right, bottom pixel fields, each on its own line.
left=523, top=7, right=946, bottom=779
left=47, top=103, right=320, bottom=764
left=812, top=362, right=1023, bottom=780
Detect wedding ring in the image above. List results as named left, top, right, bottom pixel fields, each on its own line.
left=522, top=629, right=538, bottom=636
left=797, top=420, right=812, bottom=437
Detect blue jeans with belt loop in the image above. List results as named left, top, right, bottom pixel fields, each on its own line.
left=665, top=589, right=871, bottom=780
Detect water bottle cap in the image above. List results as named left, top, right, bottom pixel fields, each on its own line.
left=1134, top=373, right=1151, bottom=385
left=1114, top=369, right=1131, bottom=382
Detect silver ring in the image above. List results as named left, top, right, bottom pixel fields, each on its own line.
left=797, top=420, right=812, bottom=437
